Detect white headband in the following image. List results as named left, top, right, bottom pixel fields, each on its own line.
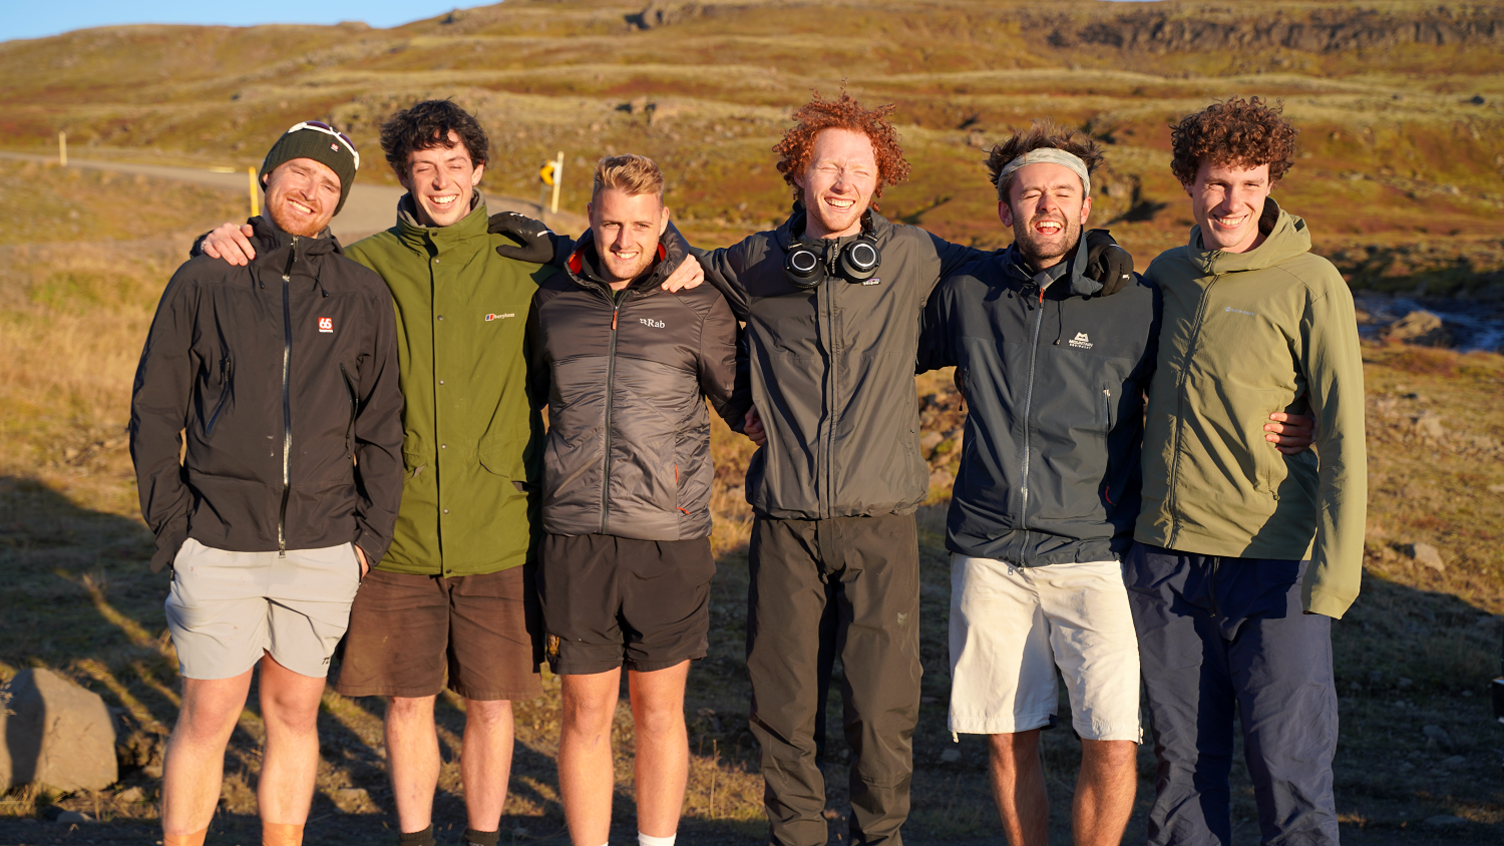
left=996, top=148, right=1091, bottom=201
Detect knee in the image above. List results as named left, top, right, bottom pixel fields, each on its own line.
left=562, top=693, right=615, bottom=733
left=463, top=698, right=513, bottom=729
left=988, top=731, right=1040, bottom=771
left=632, top=702, right=685, bottom=741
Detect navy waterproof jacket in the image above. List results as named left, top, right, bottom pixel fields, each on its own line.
left=918, top=237, right=1160, bottom=566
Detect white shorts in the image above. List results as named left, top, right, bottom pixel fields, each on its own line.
left=948, top=554, right=1141, bottom=742
left=165, top=538, right=362, bottom=680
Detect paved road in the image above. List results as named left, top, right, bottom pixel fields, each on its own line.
left=3, top=150, right=583, bottom=242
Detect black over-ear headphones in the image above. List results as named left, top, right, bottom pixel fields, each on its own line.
left=783, top=211, right=882, bottom=289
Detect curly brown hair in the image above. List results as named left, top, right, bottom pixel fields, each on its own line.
left=380, top=99, right=489, bottom=180
left=774, top=92, right=911, bottom=209
left=1170, top=97, right=1297, bottom=186
left=986, top=120, right=1104, bottom=203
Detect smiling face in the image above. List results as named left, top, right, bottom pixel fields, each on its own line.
left=262, top=157, right=341, bottom=237
left=588, top=187, right=669, bottom=289
left=1186, top=160, right=1272, bottom=254
left=998, top=161, right=1092, bottom=271
left=398, top=131, right=485, bottom=228
left=794, top=128, right=879, bottom=240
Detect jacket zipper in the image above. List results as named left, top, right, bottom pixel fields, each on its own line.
left=277, top=236, right=298, bottom=557
left=821, top=248, right=839, bottom=520
left=340, top=363, right=357, bottom=458
left=600, top=292, right=622, bottom=533
left=1167, top=263, right=1222, bottom=548
left=206, top=356, right=233, bottom=435
left=1015, top=283, right=1048, bottom=562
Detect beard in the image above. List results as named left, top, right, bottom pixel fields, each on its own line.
left=1012, top=215, right=1081, bottom=270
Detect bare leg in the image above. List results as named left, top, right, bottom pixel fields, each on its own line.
left=988, top=730, right=1049, bottom=846
left=1072, top=739, right=1136, bottom=846
left=627, top=661, right=690, bottom=838
left=161, top=668, right=255, bottom=835
left=385, top=695, right=440, bottom=834
left=256, top=654, right=329, bottom=825
left=558, top=670, right=622, bottom=846
left=460, top=698, right=516, bottom=831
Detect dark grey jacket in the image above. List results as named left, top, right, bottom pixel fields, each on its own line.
left=697, top=208, right=982, bottom=520
left=918, top=238, right=1159, bottom=566
left=131, top=215, right=405, bottom=572
left=528, top=229, right=745, bottom=540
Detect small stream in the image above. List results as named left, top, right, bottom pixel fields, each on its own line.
left=1354, top=296, right=1504, bottom=353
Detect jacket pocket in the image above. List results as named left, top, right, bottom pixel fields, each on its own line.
left=339, top=364, right=358, bottom=458
left=204, top=356, right=233, bottom=437
left=402, top=447, right=429, bottom=480
left=1100, top=385, right=1114, bottom=436
left=478, top=432, right=535, bottom=489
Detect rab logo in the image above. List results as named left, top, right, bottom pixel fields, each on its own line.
left=484, top=313, right=516, bottom=322
left=318, top=317, right=333, bottom=333
left=1068, top=332, right=1093, bottom=350
left=639, top=318, right=665, bottom=328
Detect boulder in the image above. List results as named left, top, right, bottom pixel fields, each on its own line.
left=0, top=668, right=118, bottom=792
left=1381, top=310, right=1452, bottom=347
left=1407, top=543, right=1446, bottom=573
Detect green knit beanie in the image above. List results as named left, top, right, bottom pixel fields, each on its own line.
left=259, top=121, right=359, bottom=215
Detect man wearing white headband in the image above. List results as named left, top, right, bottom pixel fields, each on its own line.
left=919, top=121, right=1316, bottom=846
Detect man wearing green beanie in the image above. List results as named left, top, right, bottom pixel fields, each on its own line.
left=133, top=121, right=402, bottom=846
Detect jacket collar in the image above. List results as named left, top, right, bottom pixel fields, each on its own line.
left=998, top=234, right=1102, bottom=298
left=394, top=189, right=488, bottom=250
left=1188, top=198, right=1312, bottom=275
left=563, top=224, right=688, bottom=296
left=248, top=214, right=341, bottom=282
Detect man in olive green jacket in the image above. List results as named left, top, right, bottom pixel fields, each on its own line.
left=1126, top=98, right=1365, bottom=846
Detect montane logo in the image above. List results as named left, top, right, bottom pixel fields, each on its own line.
left=640, top=318, right=665, bottom=328
left=1225, top=306, right=1256, bottom=317
left=1069, top=332, right=1093, bottom=349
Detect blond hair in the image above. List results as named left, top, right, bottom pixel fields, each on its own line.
left=592, top=154, right=664, bottom=200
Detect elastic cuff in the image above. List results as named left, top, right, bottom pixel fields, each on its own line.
left=398, top=824, right=436, bottom=846
left=464, top=829, right=500, bottom=846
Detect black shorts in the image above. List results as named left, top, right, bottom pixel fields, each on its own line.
left=539, top=533, right=716, bottom=675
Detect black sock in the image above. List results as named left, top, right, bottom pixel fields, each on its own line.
left=398, top=825, right=436, bottom=846
left=464, top=829, right=500, bottom=846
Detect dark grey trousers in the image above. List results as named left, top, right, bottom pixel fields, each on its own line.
left=746, top=513, right=923, bottom=846
left=1125, top=543, right=1340, bottom=846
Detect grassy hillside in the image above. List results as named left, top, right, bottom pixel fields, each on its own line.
left=1, top=0, right=1501, bottom=292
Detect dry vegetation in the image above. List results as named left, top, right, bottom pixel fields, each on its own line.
left=2, top=1, right=1503, bottom=843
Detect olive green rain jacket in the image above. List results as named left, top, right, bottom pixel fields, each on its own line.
left=1135, top=200, right=1367, bottom=619
left=345, top=193, right=552, bottom=578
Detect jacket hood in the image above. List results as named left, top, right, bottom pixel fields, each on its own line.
left=998, top=233, right=1103, bottom=298
left=247, top=214, right=343, bottom=291
left=563, top=224, right=688, bottom=295
left=1187, top=198, right=1313, bottom=275
left=773, top=204, right=895, bottom=253
left=249, top=214, right=341, bottom=259
left=394, top=189, right=488, bottom=249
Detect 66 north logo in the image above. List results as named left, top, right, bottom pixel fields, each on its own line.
left=317, top=317, right=334, bottom=333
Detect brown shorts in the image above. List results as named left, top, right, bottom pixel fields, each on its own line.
left=334, top=564, right=542, bottom=701
left=540, top=533, right=715, bottom=675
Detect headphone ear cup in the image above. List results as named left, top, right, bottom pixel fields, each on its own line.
left=784, top=243, right=825, bottom=289
left=839, top=238, right=881, bottom=281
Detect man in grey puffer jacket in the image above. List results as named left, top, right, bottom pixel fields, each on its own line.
left=527, top=154, right=746, bottom=846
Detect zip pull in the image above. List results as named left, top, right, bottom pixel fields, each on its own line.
left=282, top=235, right=298, bottom=281
left=612, top=306, right=618, bottom=330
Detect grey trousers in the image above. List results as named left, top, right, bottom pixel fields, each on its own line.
left=746, top=514, right=923, bottom=846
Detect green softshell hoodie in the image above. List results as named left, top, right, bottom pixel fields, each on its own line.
left=344, top=193, right=552, bottom=577
left=1136, top=200, right=1367, bottom=619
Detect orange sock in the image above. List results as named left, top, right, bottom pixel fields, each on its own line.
left=261, top=821, right=305, bottom=846
left=162, top=828, right=208, bottom=846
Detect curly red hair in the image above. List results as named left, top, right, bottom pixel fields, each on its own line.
left=1170, top=97, right=1298, bottom=186
left=774, top=92, right=911, bottom=209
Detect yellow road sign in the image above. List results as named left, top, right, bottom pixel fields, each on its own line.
left=540, top=162, right=555, bottom=186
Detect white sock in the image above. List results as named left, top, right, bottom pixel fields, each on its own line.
left=639, top=833, right=676, bottom=846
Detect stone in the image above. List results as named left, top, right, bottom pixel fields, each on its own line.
left=54, top=810, right=95, bottom=824
left=1411, top=411, right=1446, bottom=441
left=0, top=668, right=118, bottom=793
left=1422, top=724, right=1453, bottom=747
left=939, top=748, right=962, bottom=763
left=1489, top=484, right=1504, bottom=494
left=1407, top=543, right=1446, bottom=572
left=1425, top=814, right=1467, bottom=827
left=929, top=469, right=955, bottom=491
left=920, top=431, right=944, bottom=454
left=1440, top=755, right=1466, bottom=768
left=1381, top=309, right=1451, bottom=346
left=115, top=786, right=144, bottom=803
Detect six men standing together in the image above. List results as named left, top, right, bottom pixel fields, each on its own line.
left=132, top=89, right=1361, bottom=846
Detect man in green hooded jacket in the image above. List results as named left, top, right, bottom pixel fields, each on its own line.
left=1126, top=97, right=1366, bottom=846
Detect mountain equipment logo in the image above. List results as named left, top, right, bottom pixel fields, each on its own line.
left=640, top=318, right=665, bottom=328
left=484, top=313, right=516, bottom=322
left=318, top=317, right=333, bottom=333
left=1068, top=332, right=1092, bottom=349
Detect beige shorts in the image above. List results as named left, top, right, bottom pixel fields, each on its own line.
left=948, top=554, right=1141, bottom=741
left=165, top=538, right=363, bottom=680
